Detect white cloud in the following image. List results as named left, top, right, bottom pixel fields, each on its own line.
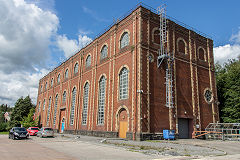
left=214, top=29, right=240, bottom=65
left=0, top=0, right=58, bottom=106
left=57, top=34, right=92, bottom=58
left=214, top=44, right=240, bottom=65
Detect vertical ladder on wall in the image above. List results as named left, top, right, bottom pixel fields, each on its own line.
left=157, top=4, right=174, bottom=108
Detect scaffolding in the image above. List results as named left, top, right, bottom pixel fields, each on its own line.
left=157, top=4, right=174, bottom=108
left=193, top=123, right=240, bottom=141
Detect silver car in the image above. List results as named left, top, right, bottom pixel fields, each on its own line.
left=37, top=127, right=54, bottom=138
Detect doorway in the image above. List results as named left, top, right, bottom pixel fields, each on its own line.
left=61, top=118, right=65, bottom=133
left=118, top=109, right=128, bottom=138
left=178, top=118, right=189, bottom=139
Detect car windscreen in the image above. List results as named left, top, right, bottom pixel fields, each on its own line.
left=31, top=128, right=39, bottom=130
left=44, top=128, right=53, bottom=131
left=15, top=128, right=26, bottom=131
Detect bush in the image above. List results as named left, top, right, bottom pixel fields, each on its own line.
left=0, top=123, right=7, bottom=132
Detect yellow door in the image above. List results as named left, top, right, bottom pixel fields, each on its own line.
left=119, top=121, right=128, bottom=138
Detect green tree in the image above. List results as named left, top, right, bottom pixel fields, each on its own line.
left=9, top=96, right=35, bottom=128
left=21, top=108, right=38, bottom=128
left=0, top=104, right=12, bottom=131
left=216, top=58, right=240, bottom=123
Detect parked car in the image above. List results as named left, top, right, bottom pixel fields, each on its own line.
left=37, top=127, right=54, bottom=138
left=9, top=127, right=29, bottom=140
left=27, top=127, right=39, bottom=136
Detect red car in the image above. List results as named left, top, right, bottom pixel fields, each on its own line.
left=27, top=127, right=39, bottom=136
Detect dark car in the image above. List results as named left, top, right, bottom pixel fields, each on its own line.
left=9, top=127, right=29, bottom=140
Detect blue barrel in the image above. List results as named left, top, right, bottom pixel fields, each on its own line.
left=163, top=130, right=175, bottom=140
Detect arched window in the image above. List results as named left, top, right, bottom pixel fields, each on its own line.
left=65, top=69, right=69, bottom=79
left=74, top=63, right=79, bottom=74
left=40, top=85, right=43, bottom=92
left=57, top=74, right=60, bottom=83
left=45, top=82, right=47, bottom=90
left=86, top=55, right=91, bottom=68
left=51, top=78, right=54, bottom=87
left=97, top=76, right=106, bottom=125
left=119, top=67, right=129, bottom=99
left=153, top=29, right=160, bottom=44
left=42, top=99, right=45, bottom=111
left=82, top=82, right=89, bottom=125
left=178, top=39, right=186, bottom=54
left=70, top=87, right=77, bottom=125
left=120, top=32, right=129, bottom=49
left=62, top=91, right=67, bottom=104
left=199, top=48, right=205, bottom=61
left=46, top=97, right=51, bottom=126
left=100, top=45, right=108, bottom=60
left=38, top=101, right=41, bottom=112
left=53, top=94, right=58, bottom=126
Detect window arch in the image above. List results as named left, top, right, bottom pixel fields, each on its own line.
left=119, top=67, right=129, bottom=100
left=74, top=63, right=79, bottom=74
left=65, top=69, right=69, bottom=79
left=70, top=87, right=77, bottom=125
left=198, top=47, right=206, bottom=61
left=51, top=78, right=54, bottom=87
left=46, top=97, right=51, bottom=126
left=82, top=82, right=90, bottom=125
left=45, top=82, right=48, bottom=90
left=97, top=76, right=106, bottom=125
left=62, top=91, right=67, bottom=104
left=57, top=74, right=60, bottom=83
left=100, top=45, right=108, bottom=60
left=177, top=38, right=187, bottom=54
left=53, top=94, right=58, bottom=126
left=120, top=32, right=129, bottom=49
left=86, top=55, right=91, bottom=68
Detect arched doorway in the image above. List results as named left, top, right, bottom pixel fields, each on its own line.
left=118, top=109, right=128, bottom=138
left=60, top=118, right=65, bottom=133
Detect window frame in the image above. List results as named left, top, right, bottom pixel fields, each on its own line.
left=70, top=87, right=77, bottom=125
left=57, top=74, right=60, bottom=83
left=82, top=82, right=90, bottom=125
left=74, top=63, right=79, bottom=75
left=120, top=31, right=130, bottom=49
left=53, top=94, right=58, bottom=126
left=86, top=55, right=91, bottom=68
left=100, top=45, right=108, bottom=60
left=119, top=67, right=129, bottom=100
left=97, top=76, right=106, bottom=125
left=46, top=97, right=51, bottom=126
left=65, top=69, right=69, bottom=80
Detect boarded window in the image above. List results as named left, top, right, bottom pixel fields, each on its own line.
left=199, top=48, right=205, bottom=61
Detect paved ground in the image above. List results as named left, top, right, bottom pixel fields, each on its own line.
left=0, top=134, right=163, bottom=160
left=1, top=134, right=240, bottom=160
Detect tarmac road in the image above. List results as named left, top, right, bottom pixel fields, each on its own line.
left=0, top=135, right=162, bottom=160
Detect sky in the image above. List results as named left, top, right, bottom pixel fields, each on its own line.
left=0, top=0, right=240, bottom=106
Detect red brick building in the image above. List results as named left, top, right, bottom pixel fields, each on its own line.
left=35, top=5, right=219, bottom=140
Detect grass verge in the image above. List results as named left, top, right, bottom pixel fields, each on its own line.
left=0, top=132, right=8, bottom=135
